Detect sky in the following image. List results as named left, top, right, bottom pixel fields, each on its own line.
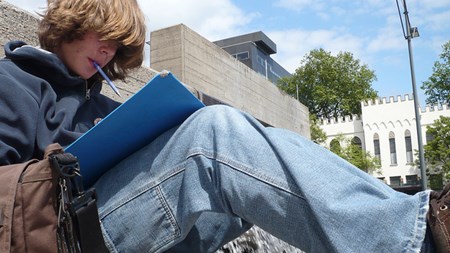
left=5, top=0, right=450, bottom=106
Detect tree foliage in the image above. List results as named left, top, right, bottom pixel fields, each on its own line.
left=329, top=134, right=381, bottom=174
left=422, top=40, right=450, bottom=106
left=278, top=48, right=378, bottom=119
left=424, top=116, right=450, bottom=180
left=309, top=114, right=327, bottom=144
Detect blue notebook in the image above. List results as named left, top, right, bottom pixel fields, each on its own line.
left=65, top=72, right=205, bottom=187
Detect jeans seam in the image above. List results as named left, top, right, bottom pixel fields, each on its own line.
left=156, top=184, right=181, bottom=237
left=100, top=221, right=118, bottom=253
left=99, top=167, right=185, bottom=218
left=142, top=184, right=182, bottom=253
left=99, top=167, right=185, bottom=253
left=187, top=147, right=306, bottom=201
left=402, top=191, right=430, bottom=253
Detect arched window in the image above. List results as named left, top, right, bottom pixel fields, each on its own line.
left=373, top=133, right=381, bottom=162
left=426, top=131, right=434, bottom=144
left=405, top=130, right=413, bottom=164
left=352, top=136, right=362, bottom=149
left=389, top=132, right=397, bottom=165
left=330, top=138, right=341, bottom=154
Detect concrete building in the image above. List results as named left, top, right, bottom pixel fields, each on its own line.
left=150, top=24, right=308, bottom=135
left=320, top=94, right=450, bottom=193
left=213, top=31, right=291, bottom=84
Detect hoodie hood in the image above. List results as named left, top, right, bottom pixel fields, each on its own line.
left=0, top=41, right=120, bottom=165
left=4, top=40, right=86, bottom=89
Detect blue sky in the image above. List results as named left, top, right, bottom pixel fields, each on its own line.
left=6, top=0, right=450, bottom=106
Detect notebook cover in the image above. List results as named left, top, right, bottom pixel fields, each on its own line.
left=65, top=72, right=205, bottom=187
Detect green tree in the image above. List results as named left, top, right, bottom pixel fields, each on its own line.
left=278, top=48, right=378, bottom=119
left=424, top=116, right=450, bottom=181
left=422, top=40, right=450, bottom=106
left=329, top=134, right=381, bottom=174
left=309, top=114, right=327, bottom=144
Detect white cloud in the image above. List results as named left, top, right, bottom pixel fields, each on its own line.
left=414, top=0, right=450, bottom=10
left=136, top=0, right=259, bottom=67
left=367, top=18, right=405, bottom=53
left=422, top=9, right=450, bottom=33
left=273, top=0, right=324, bottom=12
left=4, top=0, right=46, bottom=15
left=400, top=0, right=450, bottom=40
left=267, top=29, right=365, bottom=73
left=367, top=33, right=403, bottom=54
left=137, top=0, right=254, bottom=41
left=429, top=36, right=450, bottom=55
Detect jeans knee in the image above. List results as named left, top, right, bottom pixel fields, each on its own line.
left=185, top=105, right=252, bottom=135
left=195, top=105, right=242, bottom=123
left=199, top=104, right=237, bottom=116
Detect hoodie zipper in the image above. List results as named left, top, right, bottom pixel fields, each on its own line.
left=85, top=81, right=91, bottom=100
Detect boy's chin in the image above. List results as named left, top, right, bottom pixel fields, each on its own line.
left=80, top=72, right=95, bottom=80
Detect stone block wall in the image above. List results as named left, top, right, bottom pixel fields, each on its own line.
left=151, top=24, right=310, bottom=136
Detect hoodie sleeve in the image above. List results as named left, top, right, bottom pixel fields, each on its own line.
left=0, top=73, right=39, bottom=165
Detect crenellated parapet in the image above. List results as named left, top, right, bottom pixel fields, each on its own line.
left=363, top=94, right=413, bottom=106
left=422, top=104, right=450, bottom=113
left=319, top=114, right=361, bottom=125
left=362, top=94, right=450, bottom=114
left=319, top=93, right=450, bottom=128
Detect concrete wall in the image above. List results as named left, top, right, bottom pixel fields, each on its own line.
left=1, top=0, right=310, bottom=138
left=151, top=24, right=309, bottom=136
left=0, top=0, right=39, bottom=52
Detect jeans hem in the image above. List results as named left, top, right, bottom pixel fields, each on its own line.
left=404, top=190, right=431, bottom=253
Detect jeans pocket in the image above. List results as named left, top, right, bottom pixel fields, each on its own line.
left=100, top=184, right=180, bottom=253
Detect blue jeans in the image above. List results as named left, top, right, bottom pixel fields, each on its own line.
left=94, top=105, right=431, bottom=253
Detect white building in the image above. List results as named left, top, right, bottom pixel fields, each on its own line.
left=320, top=94, right=450, bottom=192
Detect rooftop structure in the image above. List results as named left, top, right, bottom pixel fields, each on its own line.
left=214, top=31, right=291, bottom=84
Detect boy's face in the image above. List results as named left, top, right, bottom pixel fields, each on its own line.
left=56, top=31, right=119, bottom=79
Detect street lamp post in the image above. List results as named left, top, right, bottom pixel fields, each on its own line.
left=400, top=0, right=428, bottom=190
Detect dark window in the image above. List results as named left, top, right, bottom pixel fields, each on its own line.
left=352, top=136, right=362, bottom=149
left=234, top=51, right=249, bottom=60
left=405, top=130, right=413, bottom=164
left=390, top=176, right=401, bottom=186
left=426, top=131, right=434, bottom=144
left=257, top=55, right=265, bottom=66
left=373, top=133, right=381, bottom=162
left=389, top=132, right=397, bottom=165
left=405, top=175, right=418, bottom=185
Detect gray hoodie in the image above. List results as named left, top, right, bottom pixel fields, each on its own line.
left=0, top=41, right=120, bottom=165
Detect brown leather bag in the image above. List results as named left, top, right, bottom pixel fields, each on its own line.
left=0, top=143, right=108, bottom=253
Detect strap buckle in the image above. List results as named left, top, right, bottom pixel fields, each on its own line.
left=50, top=152, right=109, bottom=253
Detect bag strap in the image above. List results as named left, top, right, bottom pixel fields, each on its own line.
left=0, top=159, right=38, bottom=253
left=50, top=152, right=109, bottom=253
left=73, top=189, right=109, bottom=253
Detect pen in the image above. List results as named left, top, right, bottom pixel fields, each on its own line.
left=93, top=61, right=122, bottom=97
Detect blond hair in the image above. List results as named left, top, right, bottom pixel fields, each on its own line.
left=39, top=0, right=146, bottom=80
